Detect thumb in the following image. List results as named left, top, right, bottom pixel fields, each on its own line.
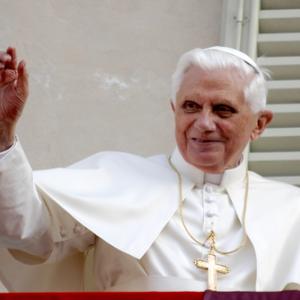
left=15, top=60, right=29, bottom=101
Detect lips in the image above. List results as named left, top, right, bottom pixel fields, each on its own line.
left=190, top=137, right=221, bottom=143
left=188, top=138, right=224, bottom=153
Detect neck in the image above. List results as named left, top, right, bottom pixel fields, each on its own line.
left=170, top=147, right=247, bottom=188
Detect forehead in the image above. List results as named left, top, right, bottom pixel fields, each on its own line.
left=177, top=65, right=248, bottom=103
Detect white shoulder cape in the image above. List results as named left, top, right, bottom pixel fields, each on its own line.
left=34, top=151, right=179, bottom=259
left=1, top=149, right=300, bottom=291
left=33, top=151, right=300, bottom=291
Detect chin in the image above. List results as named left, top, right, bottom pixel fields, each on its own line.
left=185, top=153, right=224, bottom=173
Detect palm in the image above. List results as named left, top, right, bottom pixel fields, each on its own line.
left=0, top=77, right=24, bottom=123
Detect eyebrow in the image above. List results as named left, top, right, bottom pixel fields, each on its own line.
left=183, top=95, right=238, bottom=105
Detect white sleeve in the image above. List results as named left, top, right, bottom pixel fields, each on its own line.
left=0, top=137, right=17, bottom=159
left=0, top=140, right=53, bottom=259
left=0, top=140, right=96, bottom=264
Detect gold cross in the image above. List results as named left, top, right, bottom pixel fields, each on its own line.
left=194, top=231, right=230, bottom=290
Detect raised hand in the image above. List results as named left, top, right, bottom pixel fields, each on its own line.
left=0, top=47, right=29, bottom=150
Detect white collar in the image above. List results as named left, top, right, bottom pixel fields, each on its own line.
left=170, top=147, right=247, bottom=189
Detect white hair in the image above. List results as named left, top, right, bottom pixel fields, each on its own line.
left=171, top=47, right=269, bottom=113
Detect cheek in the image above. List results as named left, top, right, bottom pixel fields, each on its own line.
left=225, top=123, right=252, bottom=150
left=221, top=116, right=250, bottom=136
left=175, top=116, right=194, bottom=149
left=218, top=122, right=243, bottom=147
left=217, top=121, right=234, bottom=137
left=176, top=115, right=194, bottom=133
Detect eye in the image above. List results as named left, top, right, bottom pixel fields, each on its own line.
left=182, top=101, right=200, bottom=113
left=213, top=104, right=237, bottom=118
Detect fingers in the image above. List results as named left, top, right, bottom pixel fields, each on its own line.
left=0, top=47, right=22, bottom=87
left=15, top=60, right=29, bottom=101
left=0, top=47, right=17, bottom=70
left=0, top=47, right=28, bottom=100
left=6, top=47, right=17, bottom=70
left=0, top=52, right=12, bottom=68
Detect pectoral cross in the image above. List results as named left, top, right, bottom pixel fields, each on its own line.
left=194, top=231, right=230, bottom=291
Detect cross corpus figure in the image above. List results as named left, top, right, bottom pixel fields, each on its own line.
left=194, top=231, right=230, bottom=291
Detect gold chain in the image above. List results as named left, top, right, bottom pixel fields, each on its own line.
left=168, top=157, right=249, bottom=255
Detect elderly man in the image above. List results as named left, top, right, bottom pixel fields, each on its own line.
left=0, top=46, right=299, bottom=292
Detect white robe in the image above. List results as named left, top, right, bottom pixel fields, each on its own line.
left=0, top=142, right=300, bottom=291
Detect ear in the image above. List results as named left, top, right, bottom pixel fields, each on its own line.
left=250, top=110, right=273, bottom=141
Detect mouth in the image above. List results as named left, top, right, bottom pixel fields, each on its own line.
left=190, top=137, right=221, bottom=143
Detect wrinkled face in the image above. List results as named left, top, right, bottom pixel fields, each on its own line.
left=173, top=66, right=270, bottom=173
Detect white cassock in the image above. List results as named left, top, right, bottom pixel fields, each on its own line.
left=0, top=141, right=300, bottom=291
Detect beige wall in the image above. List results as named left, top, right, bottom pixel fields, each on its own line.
left=0, top=0, right=222, bottom=169
left=0, top=0, right=222, bottom=292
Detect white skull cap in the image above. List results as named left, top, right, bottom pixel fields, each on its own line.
left=205, top=46, right=260, bottom=74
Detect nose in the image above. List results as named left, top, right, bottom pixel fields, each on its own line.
left=194, top=111, right=216, bottom=131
